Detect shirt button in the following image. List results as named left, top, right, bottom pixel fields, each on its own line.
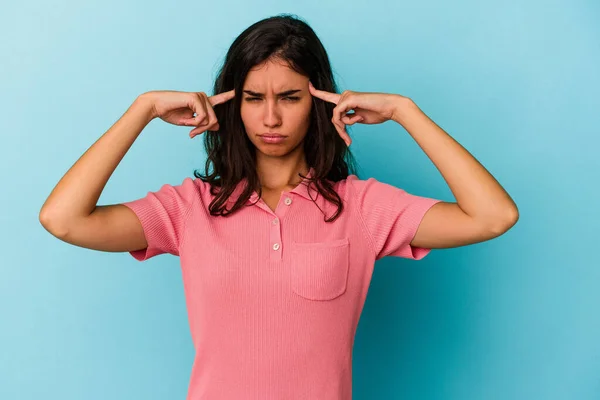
left=272, top=218, right=278, bottom=225
left=272, top=243, right=280, bottom=251
left=284, top=197, right=292, bottom=205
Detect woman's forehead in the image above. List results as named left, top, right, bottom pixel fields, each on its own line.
left=244, top=80, right=307, bottom=96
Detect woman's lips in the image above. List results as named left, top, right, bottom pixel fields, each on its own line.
left=259, top=135, right=286, bottom=144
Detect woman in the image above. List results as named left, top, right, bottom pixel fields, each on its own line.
left=39, top=13, right=518, bottom=400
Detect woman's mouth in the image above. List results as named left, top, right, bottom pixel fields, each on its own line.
left=258, top=134, right=287, bottom=144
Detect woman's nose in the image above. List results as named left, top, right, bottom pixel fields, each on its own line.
left=263, top=100, right=282, bottom=127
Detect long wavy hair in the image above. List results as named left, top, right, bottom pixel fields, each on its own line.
left=194, top=14, right=360, bottom=222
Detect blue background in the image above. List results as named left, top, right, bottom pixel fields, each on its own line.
left=2, top=1, right=598, bottom=399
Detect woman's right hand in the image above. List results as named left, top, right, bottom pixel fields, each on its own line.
left=144, top=89, right=235, bottom=138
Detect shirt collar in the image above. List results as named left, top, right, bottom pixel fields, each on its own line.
left=228, top=167, right=318, bottom=204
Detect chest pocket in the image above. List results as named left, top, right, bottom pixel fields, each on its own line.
left=288, top=237, right=350, bottom=301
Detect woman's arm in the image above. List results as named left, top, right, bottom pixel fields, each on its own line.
left=391, top=98, right=519, bottom=249
left=308, top=82, right=518, bottom=249
left=39, top=94, right=155, bottom=250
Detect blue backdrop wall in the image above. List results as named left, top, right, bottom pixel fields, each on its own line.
left=1, top=1, right=598, bottom=399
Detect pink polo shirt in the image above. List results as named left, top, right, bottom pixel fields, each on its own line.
left=122, top=168, right=442, bottom=399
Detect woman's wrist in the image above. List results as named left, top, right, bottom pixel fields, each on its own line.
left=135, top=92, right=158, bottom=122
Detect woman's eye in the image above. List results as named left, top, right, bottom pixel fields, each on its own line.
left=244, top=97, right=300, bottom=102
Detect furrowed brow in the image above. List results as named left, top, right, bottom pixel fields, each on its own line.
left=243, top=89, right=302, bottom=97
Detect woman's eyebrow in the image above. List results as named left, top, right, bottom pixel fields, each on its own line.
left=243, top=89, right=302, bottom=97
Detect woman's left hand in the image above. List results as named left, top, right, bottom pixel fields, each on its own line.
left=308, top=81, right=410, bottom=146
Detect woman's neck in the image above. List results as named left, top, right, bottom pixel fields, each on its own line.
left=255, top=158, right=310, bottom=192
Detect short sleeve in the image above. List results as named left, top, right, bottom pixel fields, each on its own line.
left=121, top=177, right=198, bottom=261
left=348, top=176, right=443, bottom=260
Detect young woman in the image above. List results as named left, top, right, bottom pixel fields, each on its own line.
left=39, top=14, right=518, bottom=400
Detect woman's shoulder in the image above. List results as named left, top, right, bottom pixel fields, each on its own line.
left=338, top=173, right=412, bottom=201
left=153, top=176, right=211, bottom=207
left=329, top=173, right=369, bottom=203
left=336, top=173, right=371, bottom=193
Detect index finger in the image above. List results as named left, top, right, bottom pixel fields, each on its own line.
left=209, top=89, right=235, bottom=106
left=308, top=81, right=340, bottom=104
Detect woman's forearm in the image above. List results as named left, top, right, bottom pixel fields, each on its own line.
left=39, top=93, right=156, bottom=235
left=392, top=97, right=518, bottom=227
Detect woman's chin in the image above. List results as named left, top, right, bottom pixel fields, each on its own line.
left=257, top=146, right=290, bottom=157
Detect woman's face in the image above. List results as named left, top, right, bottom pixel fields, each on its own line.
left=240, top=58, right=312, bottom=157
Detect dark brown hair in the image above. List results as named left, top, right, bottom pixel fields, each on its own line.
left=194, top=13, right=361, bottom=222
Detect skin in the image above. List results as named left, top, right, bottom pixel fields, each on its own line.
left=240, top=58, right=313, bottom=194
